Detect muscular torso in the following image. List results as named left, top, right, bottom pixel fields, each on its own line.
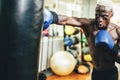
left=82, top=19, right=120, bottom=71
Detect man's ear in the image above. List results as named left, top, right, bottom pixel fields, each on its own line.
left=110, top=11, right=113, bottom=17
left=111, top=13, right=113, bottom=17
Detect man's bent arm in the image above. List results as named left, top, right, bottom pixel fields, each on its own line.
left=113, top=28, right=120, bottom=63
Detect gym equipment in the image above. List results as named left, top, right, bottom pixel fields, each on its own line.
left=39, top=68, right=54, bottom=80
left=0, top=1, right=1, bottom=14
left=69, top=46, right=78, bottom=50
left=83, top=54, right=92, bottom=62
left=0, top=0, right=43, bottom=80
left=74, top=62, right=91, bottom=74
left=43, top=9, right=53, bottom=30
left=50, top=51, right=76, bottom=76
left=65, top=26, right=75, bottom=35
left=73, top=28, right=80, bottom=35
left=67, top=49, right=78, bottom=58
left=65, top=26, right=80, bottom=35
left=64, top=36, right=79, bottom=46
left=95, top=30, right=114, bottom=49
left=82, top=47, right=92, bottom=62
left=81, top=34, right=87, bottom=43
left=82, top=47, right=89, bottom=53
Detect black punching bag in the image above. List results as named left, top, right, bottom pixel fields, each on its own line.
left=0, top=0, right=43, bottom=80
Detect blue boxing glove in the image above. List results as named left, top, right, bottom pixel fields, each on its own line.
left=43, top=9, right=59, bottom=30
left=95, top=30, right=114, bottom=49
left=43, top=9, right=53, bottom=30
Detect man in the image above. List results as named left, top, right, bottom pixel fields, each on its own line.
left=44, top=0, right=120, bottom=80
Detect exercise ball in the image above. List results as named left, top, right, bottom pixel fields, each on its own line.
left=50, top=51, right=76, bottom=76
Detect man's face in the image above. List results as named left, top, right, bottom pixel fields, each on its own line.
left=95, top=5, right=113, bottom=30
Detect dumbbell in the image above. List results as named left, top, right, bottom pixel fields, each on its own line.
left=74, top=62, right=91, bottom=74
left=64, top=36, right=79, bottom=46
left=82, top=47, right=92, bottom=62
left=67, top=49, right=79, bottom=58
left=81, top=34, right=87, bottom=43
left=39, top=68, right=54, bottom=80
left=65, top=26, right=80, bottom=35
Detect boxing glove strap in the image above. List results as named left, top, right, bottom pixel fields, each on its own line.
left=112, top=45, right=119, bottom=54
left=111, top=45, right=120, bottom=64
left=50, top=11, right=59, bottom=24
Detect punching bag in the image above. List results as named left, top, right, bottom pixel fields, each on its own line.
left=0, top=0, right=43, bottom=80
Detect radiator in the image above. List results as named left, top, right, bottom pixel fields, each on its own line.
left=39, top=36, right=64, bottom=72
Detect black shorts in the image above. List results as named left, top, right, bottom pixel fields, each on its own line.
left=91, top=66, right=118, bottom=80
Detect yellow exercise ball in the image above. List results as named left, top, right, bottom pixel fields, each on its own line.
left=50, top=51, right=76, bottom=76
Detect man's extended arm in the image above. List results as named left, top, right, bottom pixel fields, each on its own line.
left=43, top=9, right=90, bottom=30
left=58, top=15, right=86, bottom=27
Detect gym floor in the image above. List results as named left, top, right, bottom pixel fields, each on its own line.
left=47, top=72, right=91, bottom=80
left=47, top=63, right=93, bottom=80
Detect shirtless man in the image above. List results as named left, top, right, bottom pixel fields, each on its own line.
left=44, top=0, right=120, bottom=80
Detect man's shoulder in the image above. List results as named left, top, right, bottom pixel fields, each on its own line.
left=86, top=18, right=95, bottom=25
left=89, top=18, right=95, bottom=22
left=110, top=22, right=120, bottom=29
left=110, top=22, right=120, bottom=35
